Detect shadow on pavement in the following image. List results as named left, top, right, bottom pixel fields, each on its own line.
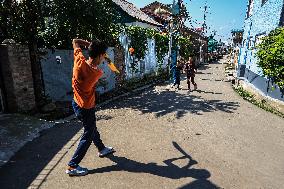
left=90, top=141, right=221, bottom=188
left=0, top=114, right=112, bottom=189
left=0, top=115, right=112, bottom=189
left=196, top=72, right=213, bottom=75
left=101, top=88, right=239, bottom=119
left=178, top=180, right=221, bottom=189
left=0, top=122, right=81, bottom=188
left=0, top=62, right=227, bottom=188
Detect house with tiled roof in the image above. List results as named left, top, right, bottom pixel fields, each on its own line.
left=112, top=0, right=162, bottom=29
left=140, top=1, right=172, bottom=26
left=141, top=2, right=208, bottom=63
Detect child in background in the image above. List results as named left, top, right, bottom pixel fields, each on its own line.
left=172, top=57, right=184, bottom=90
left=184, top=57, right=197, bottom=91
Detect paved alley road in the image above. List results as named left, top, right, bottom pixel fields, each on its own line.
left=1, top=61, right=284, bottom=189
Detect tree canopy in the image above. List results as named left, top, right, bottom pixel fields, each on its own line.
left=0, top=0, right=121, bottom=48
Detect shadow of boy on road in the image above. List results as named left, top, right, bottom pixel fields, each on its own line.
left=90, top=141, right=220, bottom=189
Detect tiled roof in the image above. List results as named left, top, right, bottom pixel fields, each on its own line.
left=141, top=1, right=171, bottom=11
left=112, top=0, right=162, bottom=26
left=182, top=26, right=207, bottom=40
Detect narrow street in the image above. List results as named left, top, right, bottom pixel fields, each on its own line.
left=0, top=60, right=283, bottom=189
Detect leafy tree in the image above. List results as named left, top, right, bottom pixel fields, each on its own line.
left=126, top=26, right=148, bottom=60
left=208, top=35, right=218, bottom=53
left=178, top=35, right=194, bottom=60
left=126, top=27, right=170, bottom=72
left=40, top=0, right=121, bottom=49
left=256, top=27, right=284, bottom=90
left=154, top=32, right=169, bottom=68
left=0, top=0, right=47, bottom=105
left=0, top=0, right=121, bottom=48
left=0, top=0, right=121, bottom=107
left=0, top=0, right=46, bottom=44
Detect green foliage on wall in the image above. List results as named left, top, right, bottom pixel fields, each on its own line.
left=126, top=26, right=170, bottom=68
left=178, top=35, right=194, bottom=60
left=155, top=32, right=169, bottom=71
left=256, top=27, right=284, bottom=89
left=126, top=26, right=148, bottom=60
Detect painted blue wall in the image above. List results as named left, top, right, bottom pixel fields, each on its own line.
left=239, top=0, right=284, bottom=101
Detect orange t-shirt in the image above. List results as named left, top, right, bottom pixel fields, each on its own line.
left=72, top=48, right=103, bottom=109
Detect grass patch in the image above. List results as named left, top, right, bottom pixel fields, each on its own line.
left=234, top=86, right=284, bottom=118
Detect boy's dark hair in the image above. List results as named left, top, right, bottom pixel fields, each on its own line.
left=88, top=39, right=108, bottom=59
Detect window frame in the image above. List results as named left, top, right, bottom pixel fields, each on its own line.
left=261, top=0, right=268, bottom=6
left=248, top=36, right=254, bottom=49
left=243, top=39, right=247, bottom=47
left=279, top=2, right=284, bottom=26
left=246, top=0, right=254, bottom=18
left=254, top=32, right=266, bottom=47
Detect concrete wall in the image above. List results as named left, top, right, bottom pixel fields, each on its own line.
left=0, top=44, right=36, bottom=112
left=40, top=48, right=116, bottom=101
left=41, top=32, right=168, bottom=102
left=239, top=0, right=284, bottom=101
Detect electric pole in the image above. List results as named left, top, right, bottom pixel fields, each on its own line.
left=202, top=0, right=209, bottom=35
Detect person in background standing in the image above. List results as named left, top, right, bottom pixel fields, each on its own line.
left=184, top=57, right=197, bottom=91
left=171, top=57, right=184, bottom=90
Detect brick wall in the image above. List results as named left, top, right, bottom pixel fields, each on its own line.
left=0, top=44, right=36, bottom=112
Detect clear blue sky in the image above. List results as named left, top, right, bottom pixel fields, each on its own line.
left=127, top=0, right=248, bottom=42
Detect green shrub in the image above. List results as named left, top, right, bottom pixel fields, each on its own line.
left=177, top=35, right=194, bottom=60
left=126, top=26, right=148, bottom=60
left=256, top=27, right=284, bottom=90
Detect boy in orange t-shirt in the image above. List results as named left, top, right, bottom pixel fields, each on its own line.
left=66, top=39, right=115, bottom=176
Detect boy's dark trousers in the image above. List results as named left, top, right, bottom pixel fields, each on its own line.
left=173, top=70, right=181, bottom=86
left=187, top=76, right=196, bottom=89
left=68, top=100, right=105, bottom=168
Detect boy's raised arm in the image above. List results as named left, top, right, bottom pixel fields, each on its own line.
left=72, top=39, right=91, bottom=49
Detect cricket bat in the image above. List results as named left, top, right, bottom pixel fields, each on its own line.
left=105, top=54, right=120, bottom=73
